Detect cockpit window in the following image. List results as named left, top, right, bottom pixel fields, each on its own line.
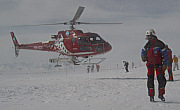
left=88, top=34, right=105, bottom=44
left=77, top=36, right=89, bottom=45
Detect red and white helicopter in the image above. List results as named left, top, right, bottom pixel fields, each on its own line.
left=10, top=6, right=122, bottom=67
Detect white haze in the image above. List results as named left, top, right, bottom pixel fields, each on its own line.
left=0, top=0, right=180, bottom=67
left=0, top=1, right=180, bottom=109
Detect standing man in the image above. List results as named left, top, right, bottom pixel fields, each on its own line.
left=173, top=55, right=179, bottom=71
left=141, top=29, right=168, bottom=102
left=87, top=65, right=91, bottom=73
left=91, top=64, right=94, bottom=73
left=123, top=61, right=129, bottom=72
left=163, top=45, right=173, bottom=81
left=96, top=64, right=100, bottom=72
left=132, top=62, right=135, bottom=69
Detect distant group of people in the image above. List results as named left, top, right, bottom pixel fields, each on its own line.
left=87, top=64, right=100, bottom=73
left=141, top=29, right=179, bottom=102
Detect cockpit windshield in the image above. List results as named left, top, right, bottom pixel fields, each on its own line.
left=88, top=33, right=105, bottom=44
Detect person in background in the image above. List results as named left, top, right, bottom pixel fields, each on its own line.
left=132, top=62, right=134, bottom=69
left=123, top=61, right=129, bottom=72
left=91, top=64, right=94, bottom=73
left=173, top=55, right=179, bottom=71
left=87, top=65, right=91, bottom=73
left=163, top=45, right=173, bottom=81
left=141, top=29, right=168, bottom=102
left=96, top=64, right=100, bottom=72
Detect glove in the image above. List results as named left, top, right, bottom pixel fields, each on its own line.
left=162, top=65, right=167, bottom=72
left=142, top=57, right=147, bottom=62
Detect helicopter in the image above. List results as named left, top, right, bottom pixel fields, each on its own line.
left=10, top=6, right=122, bottom=66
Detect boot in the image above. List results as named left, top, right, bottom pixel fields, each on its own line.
left=158, top=95, right=165, bottom=101
left=150, top=96, right=154, bottom=102
left=169, top=77, right=174, bottom=81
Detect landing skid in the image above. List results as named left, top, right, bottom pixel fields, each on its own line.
left=49, top=57, right=72, bottom=67
left=49, top=57, right=106, bottom=67
left=82, top=58, right=106, bottom=65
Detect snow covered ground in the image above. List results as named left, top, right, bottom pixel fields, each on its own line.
left=0, top=64, right=180, bottom=110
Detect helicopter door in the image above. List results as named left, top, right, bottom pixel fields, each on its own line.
left=88, top=34, right=105, bottom=53
left=77, top=36, right=92, bottom=51
left=72, top=37, right=76, bottom=45
left=71, top=37, right=79, bottom=52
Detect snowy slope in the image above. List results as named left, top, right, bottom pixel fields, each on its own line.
left=0, top=65, right=180, bottom=110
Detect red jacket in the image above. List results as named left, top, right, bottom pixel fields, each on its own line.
left=141, top=37, right=168, bottom=65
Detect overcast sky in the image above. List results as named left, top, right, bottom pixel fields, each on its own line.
left=0, top=0, right=180, bottom=67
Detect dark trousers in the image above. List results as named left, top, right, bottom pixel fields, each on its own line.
left=125, top=66, right=129, bottom=72
left=147, top=64, right=167, bottom=96
left=167, top=61, right=173, bottom=81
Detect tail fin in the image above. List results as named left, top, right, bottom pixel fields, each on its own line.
left=10, top=32, right=20, bottom=57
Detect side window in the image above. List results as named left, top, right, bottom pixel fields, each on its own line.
left=89, top=36, right=102, bottom=44
left=77, top=36, right=89, bottom=45
left=96, top=37, right=101, bottom=41
left=89, top=37, right=94, bottom=43
left=88, top=34, right=105, bottom=44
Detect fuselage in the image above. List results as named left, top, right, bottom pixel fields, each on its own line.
left=17, top=30, right=112, bottom=58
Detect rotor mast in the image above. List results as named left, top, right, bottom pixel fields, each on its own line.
left=69, top=6, right=85, bottom=29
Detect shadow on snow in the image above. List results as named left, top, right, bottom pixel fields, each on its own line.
left=97, top=77, right=180, bottom=82
left=97, top=77, right=147, bottom=80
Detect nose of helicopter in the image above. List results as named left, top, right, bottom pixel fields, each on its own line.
left=104, top=42, right=112, bottom=53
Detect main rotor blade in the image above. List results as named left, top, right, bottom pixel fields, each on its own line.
left=77, top=22, right=123, bottom=25
left=71, top=6, right=85, bottom=23
left=12, top=23, right=65, bottom=27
